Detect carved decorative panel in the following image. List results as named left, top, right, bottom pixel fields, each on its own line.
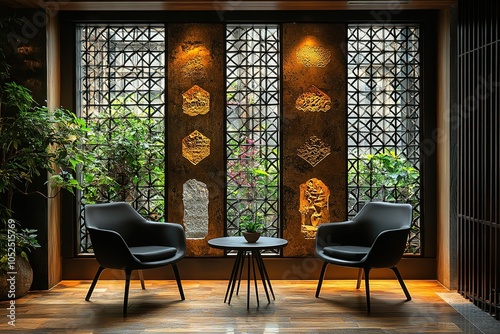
left=181, top=49, right=208, bottom=82
left=283, top=23, right=346, bottom=257
left=168, top=23, right=225, bottom=257
left=295, top=85, right=331, bottom=112
left=183, top=179, right=209, bottom=239
left=297, top=135, right=331, bottom=167
left=182, top=130, right=210, bottom=165
left=182, top=85, right=210, bottom=116
left=296, top=45, right=331, bottom=67
left=299, top=178, right=330, bottom=239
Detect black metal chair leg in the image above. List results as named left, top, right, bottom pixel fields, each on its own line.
left=123, top=269, right=132, bottom=315
left=171, top=263, right=185, bottom=300
left=315, top=262, right=328, bottom=298
left=364, top=268, right=371, bottom=313
left=85, top=266, right=105, bottom=301
left=392, top=267, right=411, bottom=301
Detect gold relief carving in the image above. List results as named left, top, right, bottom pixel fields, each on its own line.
left=183, top=85, right=210, bottom=116
left=182, top=130, right=210, bottom=165
left=297, top=135, right=331, bottom=167
left=182, top=55, right=207, bottom=81
left=299, top=178, right=330, bottom=239
left=296, top=45, right=331, bottom=67
left=295, top=85, right=331, bottom=112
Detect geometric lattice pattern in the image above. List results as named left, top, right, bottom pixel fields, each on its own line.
left=226, top=24, right=281, bottom=246
left=77, top=25, right=166, bottom=253
left=347, top=25, right=421, bottom=254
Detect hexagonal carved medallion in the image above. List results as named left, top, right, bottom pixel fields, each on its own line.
left=182, top=85, right=210, bottom=116
left=182, top=130, right=210, bottom=165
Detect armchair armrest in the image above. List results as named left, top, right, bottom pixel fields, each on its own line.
left=316, top=220, right=358, bottom=249
left=365, top=227, right=410, bottom=268
left=87, top=227, right=138, bottom=270
left=131, top=221, right=186, bottom=254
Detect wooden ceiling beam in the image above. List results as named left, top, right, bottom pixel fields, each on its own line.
left=1, top=0, right=457, bottom=11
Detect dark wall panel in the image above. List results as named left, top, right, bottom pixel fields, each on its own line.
left=457, top=0, right=500, bottom=319
left=282, top=23, right=347, bottom=257
left=167, top=23, right=225, bottom=257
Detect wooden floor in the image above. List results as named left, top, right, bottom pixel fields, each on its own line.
left=0, top=279, right=489, bottom=333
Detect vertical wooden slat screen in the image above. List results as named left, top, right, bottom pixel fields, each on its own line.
left=457, top=0, right=499, bottom=319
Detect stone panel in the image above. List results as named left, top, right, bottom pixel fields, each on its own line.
left=282, top=23, right=347, bottom=256
left=167, top=23, right=225, bottom=256
left=183, top=179, right=209, bottom=238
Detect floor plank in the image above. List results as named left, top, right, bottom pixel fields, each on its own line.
left=0, top=280, right=492, bottom=333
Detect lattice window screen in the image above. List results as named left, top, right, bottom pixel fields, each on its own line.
left=225, top=24, right=281, bottom=241
left=77, top=25, right=166, bottom=253
left=347, top=25, right=422, bottom=254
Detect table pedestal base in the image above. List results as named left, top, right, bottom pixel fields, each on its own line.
left=224, top=250, right=275, bottom=309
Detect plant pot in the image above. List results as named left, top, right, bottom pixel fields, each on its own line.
left=0, top=255, right=33, bottom=301
left=243, top=231, right=261, bottom=243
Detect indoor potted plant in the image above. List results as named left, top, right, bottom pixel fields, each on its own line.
left=0, top=81, right=88, bottom=298
left=0, top=218, right=40, bottom=300
left=0, top=15, right=88, bottom=297
left=240, top=219, right=264, bottom=243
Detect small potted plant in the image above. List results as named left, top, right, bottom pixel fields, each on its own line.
left=0, top=218, right=40, bottom=300
left=240, top=219, right=264, bottom=243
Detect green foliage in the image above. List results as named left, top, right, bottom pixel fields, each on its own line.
left=0, top=15, right=89, bottom=269
left=0, top=219, right=41, bottom=272
left=0, top=83, right=89, bottom=199
left=349, top=149, right=419, bottom=202
left=80, top=98, right=165, bottom=218
left=239, top=220, right=264, bottom=233
left=227, top=137, right=278, bottom=234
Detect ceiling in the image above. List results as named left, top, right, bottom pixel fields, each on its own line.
left=1, top=0, right=456, bottom=11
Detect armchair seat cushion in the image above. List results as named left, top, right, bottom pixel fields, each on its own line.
left=130, top=245, right=177, bottom=262
left=323, top=245, right=370, bottom=261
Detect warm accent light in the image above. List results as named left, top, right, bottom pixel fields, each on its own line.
left=295, top=85, right=331, bottom=112
left=182, top=85, right=210, bottom=116
left=182, top=130, right=210, bottom=165
left=296, top=45, right=331, bottom=67
left=297, top=135, right=331, bottom=167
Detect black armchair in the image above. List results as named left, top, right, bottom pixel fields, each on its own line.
left=315, top=201, right=412, bottom=312
left=84, top=202, right=186, bottom=314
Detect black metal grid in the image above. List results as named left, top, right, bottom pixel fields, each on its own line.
left=347, top=25, right=422, bottom=254
left=77, top=25, right=166, bottom=253
left=225, top=24, right=281, bottom=244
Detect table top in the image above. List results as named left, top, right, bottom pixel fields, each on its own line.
left=208, top=236, right=288, bottom=251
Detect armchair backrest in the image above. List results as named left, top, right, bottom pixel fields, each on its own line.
left=85, top=202, right=146, bottom=242
left=353, top=202, right=412, bottom=246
